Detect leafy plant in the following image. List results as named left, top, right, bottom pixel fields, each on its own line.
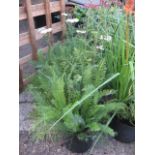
left=28, top=36, right=124, bottom=142
left=73, top=5, right=87, bottom=22
left=29, top=70, right=123, bottom=141
left=75, top=4, right=135, bottom=124
left=105, top=13, right=135, bottom=125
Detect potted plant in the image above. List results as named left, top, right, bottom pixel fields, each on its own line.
left=29, top=68, right=123, bottom=153
left=110, top=99, right=135, bottom=143
left=79, top=3, right=135, bottom=143
left=103, top=8, right=135, bottom=143
left=28, top=36, right=124, bottom=153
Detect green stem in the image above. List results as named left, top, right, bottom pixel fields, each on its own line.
left=88, top=111, right=117, bottom=155
left=125, top=14, right=129, bottom=63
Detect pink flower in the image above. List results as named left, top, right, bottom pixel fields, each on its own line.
left=83, top=4, right=100, bottom=9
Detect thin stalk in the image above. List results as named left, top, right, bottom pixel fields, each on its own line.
left=125, top=14, right=129, bottom=63
left=88, top=111, right=117, bottom=155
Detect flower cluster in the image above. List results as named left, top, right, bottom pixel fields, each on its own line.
left=100, top=35, right=112, bottom=42
left=61, top=12, right=68, bottom=17
left=96, top=45, right=104, bottom=51
left=100, top=0, right=123, bottom=8
left=38, top=27, right=52, bottom=34
left=66, top=18, right=79, bottom=23
left=76, top=30, right=86, bottom=34
left=124, top=0, right=135, bottom=14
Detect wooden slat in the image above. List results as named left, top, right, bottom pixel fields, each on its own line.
left=19, top=1, right=61, bottom=20
left=25, top=0, right=38, bottom=60
left=19, top=66, right=24, bottom=91
left=19, top=47, right=48, bottom=65
left=44, top=0, right=53, bottom=45
left=19, top=22, right=62, bottom=46
left=19, top=0, right=65, bottom=89
left=60, top=0, right=66, bottom=41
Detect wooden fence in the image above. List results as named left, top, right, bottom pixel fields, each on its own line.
left=19, top=0, right=65, bottom=91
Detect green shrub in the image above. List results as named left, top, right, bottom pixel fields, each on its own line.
left=28, top=37, right=124, bottom=141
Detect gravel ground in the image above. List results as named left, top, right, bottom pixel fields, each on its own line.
left=20, top=130, right=134, bottom=155
left=19, top=92, right=135, bottom=155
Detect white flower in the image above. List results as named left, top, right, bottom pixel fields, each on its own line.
left=76, top=30, right=86, bottom=34
left=100, top=35, right=104, bottom=40
left=66, top=18, right=79, bottom=23
left=96, top=45, right=104, bottom=51
left=74, top=74, right=82, bottom=82
left=61, top=12, right=68, bottom=17
left=38, top=28, right=52, bottom=34
left=38, top=27, right=46, bottom=32
left=104, top=35, right=112, bottom=42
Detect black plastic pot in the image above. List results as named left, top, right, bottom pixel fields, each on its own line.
left=65, top=136, right=93, bottom=153
left=110, top=118, right=135, bottom=143
left=98, top=94, right=115, bottom=104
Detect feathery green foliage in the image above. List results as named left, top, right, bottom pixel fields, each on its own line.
left=28, top=35, right=123, bottom=141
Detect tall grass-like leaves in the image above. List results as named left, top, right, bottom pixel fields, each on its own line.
left=75, top=4, right=135, bottom=123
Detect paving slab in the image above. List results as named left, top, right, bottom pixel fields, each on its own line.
left=19, top=91, right=34, bottom=103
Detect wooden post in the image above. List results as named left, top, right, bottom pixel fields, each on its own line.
left=60, top=0, right=66, bottom=41
left=25, top=0, right=38, bottom=60
left=19, top=66, right=24, bottom=92
left=44, top=0, right=53, bottom=46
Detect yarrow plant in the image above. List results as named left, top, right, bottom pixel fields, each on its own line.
left=38, top=27, right=52, bottom=34
left=66, top=18, right=79, bottom=23
left=61, top=12, right=68, bottom=17
left=76, top=30, right=86, bottom=34
left=104, top=35, right=112, bottom=42
left=96, top=45, right=104, bottom=51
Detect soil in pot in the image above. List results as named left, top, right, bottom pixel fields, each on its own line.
left=98, top=94, right=115, bottom=104
left=65, top=136, right=93, bottom=153
left=110, top=117, right=135, bottom=143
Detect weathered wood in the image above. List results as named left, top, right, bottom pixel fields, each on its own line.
left=25, top=0, right=38, bottom=60
left=19, top=0, right=65, bottom=88
left=19, top=66, right=24, bottom=92
left=19, top=22, right=62, bottom=46
left=44, top=0, right=53, bottom=45
left=20, top=46, right=48, bottom=65
left=60, top=0, right=66, bottom=41
left=19, top=1, right=61, bottom=20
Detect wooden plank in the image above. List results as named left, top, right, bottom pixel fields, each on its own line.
left=60, top=0, right=66, bottom=41
left=44, top=0, right=53, bottom=46
left=19, top=22, right=62, bottom=46
left=19, top=47, right=48, bottom=65
left=19, top=32, right=29, bottom=47
left=25, top=0, right=38, bottom=60
left=19, top=66, right=24, bottom=91
left=19, top=1, right=61, bottom=20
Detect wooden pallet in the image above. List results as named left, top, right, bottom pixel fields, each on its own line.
left=19, top=0, right=65, bottom=90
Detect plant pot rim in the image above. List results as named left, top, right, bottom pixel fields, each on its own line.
left=116, top=117, right=135, bottom=128
left=65, top=135, right=93, bottom=153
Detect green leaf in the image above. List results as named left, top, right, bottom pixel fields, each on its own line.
left=87, top=122, right=102, bottom=132
left=100, top=124, right=115, bottom=137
